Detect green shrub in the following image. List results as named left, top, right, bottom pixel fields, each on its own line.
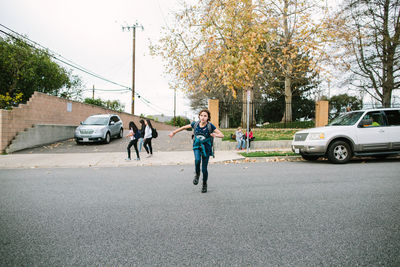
left=221, top=128, right=298, bottom=141
left=166, top=116, right=191, bottom=128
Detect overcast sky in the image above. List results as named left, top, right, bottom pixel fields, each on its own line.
left=0, top=0, right=197, bottom=119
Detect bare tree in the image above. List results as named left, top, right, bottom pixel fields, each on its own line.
left=336, top=0, right=400, bottom=107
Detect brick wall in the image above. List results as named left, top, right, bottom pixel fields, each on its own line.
left=0, top=92, right=175, bottom=153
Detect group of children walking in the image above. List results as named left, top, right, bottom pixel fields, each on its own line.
left=126, top=119, right=155, bottom=161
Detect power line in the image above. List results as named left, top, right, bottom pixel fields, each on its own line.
left=81, top=88, right=131, bottom=92
left=0, top=24, right=172, bottom=114
left=0, top=25, right=132, bottom=90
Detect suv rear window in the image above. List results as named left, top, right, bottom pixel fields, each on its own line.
left=384, top=110, right=400, bottom=126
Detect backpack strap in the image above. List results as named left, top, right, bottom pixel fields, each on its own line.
left=207, top=122, right=213, bottom=133
left=193, top=121, right=200, bottom=130
left=207, top=122, right=215, bottom=158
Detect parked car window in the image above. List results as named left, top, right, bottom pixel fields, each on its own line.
left=83, top=116, right=108, bottom=125
left=384, top=110, right=400, bottom=126
left=363, top=111, right=385, bottom=127
left=111, top=116, right=120, bottom=123
left=328, top=111, right=363, bottom=126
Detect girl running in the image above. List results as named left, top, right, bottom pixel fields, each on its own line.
left=169, top=109, right=224, bottom=193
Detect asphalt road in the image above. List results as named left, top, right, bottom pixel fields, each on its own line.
left=1, top=161, right=399, bottom=266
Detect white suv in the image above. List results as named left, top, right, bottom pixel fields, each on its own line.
left=292, top=108, right=400, bottom=163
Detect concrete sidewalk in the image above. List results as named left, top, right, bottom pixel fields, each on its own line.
left=0, top=150, right=248, bottom=169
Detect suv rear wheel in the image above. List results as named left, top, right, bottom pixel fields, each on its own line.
left=327, top=140, right=352, bottom=164
left=118, top=128, right=123, bottom=138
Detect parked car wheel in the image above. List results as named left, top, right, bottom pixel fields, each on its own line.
left=75, top=140, right=82, bottom=145
left=104, top=132, right=111, bottom=144
left=327, top=140, right=352, bottom=164
left=118, top=128, right=123, bottom=138
left=300, top=153, right=320, bottom=161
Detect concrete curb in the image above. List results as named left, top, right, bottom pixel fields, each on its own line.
left=0, top=150, right=247, bottom=169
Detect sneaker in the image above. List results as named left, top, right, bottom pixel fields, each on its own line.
left=201, top=183, right=207, bottom=193
left=125, top=158, right=131, bottom=161
left=193, top=174, right=199, bottom=185
left=146, top=154, right=152, bottom=158
left=135, top=158, right=140, bottom=161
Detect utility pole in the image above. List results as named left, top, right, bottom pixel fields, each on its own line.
left=122, top=22, right=143, bottom=115
left=92, top=85, right=95, bottom=100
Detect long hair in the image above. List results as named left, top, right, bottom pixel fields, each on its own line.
left=198, top=109, right=211, bottom=121
left=146, top=119, right=153, bottom=129
left=139, top=119, right=145, bottom=132
left=129, top=121, right=138, bottom=132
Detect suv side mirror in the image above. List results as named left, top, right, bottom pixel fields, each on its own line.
left=110, top=121, right=115, bottom=125
left=80, top=121, right=83, bottom=125
left=359, top=119, right=372, bottom=128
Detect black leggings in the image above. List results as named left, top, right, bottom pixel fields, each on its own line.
left=127, top=139, right=139, bottom=159
left=143, top=138, right=153, bottom=154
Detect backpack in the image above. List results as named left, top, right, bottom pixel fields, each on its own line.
left=193, top=121, right=215, bottom=158
left=134, top=130, right=141, bottom=140
left=151, top=128, right=158, bottom=138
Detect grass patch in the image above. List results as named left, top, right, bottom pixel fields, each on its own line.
left=261, top=121, right=314, bottom=129
left=240, top=151, right=297, bottom=157
left=221, top=128, right=298, bottom=141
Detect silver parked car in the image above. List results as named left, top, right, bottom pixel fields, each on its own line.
left=74, top=114, right=123, bottom=144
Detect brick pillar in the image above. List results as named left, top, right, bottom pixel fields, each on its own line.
left=208, top=99, right=219, bottom=128
left=315, top=100, right=329, bottom=127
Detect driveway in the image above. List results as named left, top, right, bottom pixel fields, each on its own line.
left=14, top=130, right=194, bottom=154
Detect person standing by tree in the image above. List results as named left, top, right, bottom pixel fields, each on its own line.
left=169, top=109, right=224, bottom=193
left=245, top=128, right=254, bottom=148
left=126, top=121, right=141, bottom=161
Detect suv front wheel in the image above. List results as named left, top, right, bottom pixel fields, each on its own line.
left=327, top=140, right=352, bottom=164
left=104, top=132, right=111, bottom=144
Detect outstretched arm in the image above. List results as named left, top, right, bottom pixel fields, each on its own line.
left=211, top=128, right=224, bottom=138
left=169, top=124, right=192, bottom=138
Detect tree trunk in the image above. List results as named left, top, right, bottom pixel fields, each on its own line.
left=382, top=85, right=393, bottom=107
left=282, top=71, right=293, bottom=123
left=281, top=0, right=292, bottom=123
left=220, top=111, right=229, bottom=128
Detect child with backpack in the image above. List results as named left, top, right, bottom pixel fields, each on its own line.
left=169, top=109, right=224, bottom=193
left=126, top=121, right=141, bottom=161
left=143, top=119, right=154, bottom=158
